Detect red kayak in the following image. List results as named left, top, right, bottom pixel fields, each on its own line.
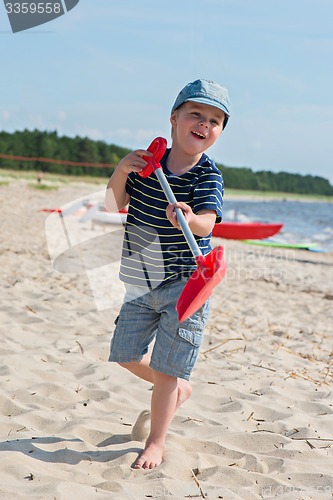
left=212, top=222, right=283, bottom=240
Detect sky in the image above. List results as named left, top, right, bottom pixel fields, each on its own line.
left=1, top=0, right=332, bottom=183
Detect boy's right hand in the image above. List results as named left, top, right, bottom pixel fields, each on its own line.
left=117, top=150, right=153, bottom=175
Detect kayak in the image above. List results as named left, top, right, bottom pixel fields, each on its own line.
left=242, top=238, right=326, bottom=252
left=243, top=239, right=314, bottom=249
left=212, top=222, right=283, bottom=240
left=91, top=214, right=283, bottom=240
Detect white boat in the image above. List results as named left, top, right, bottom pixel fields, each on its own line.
left=90, top=210, right=127, bottom=225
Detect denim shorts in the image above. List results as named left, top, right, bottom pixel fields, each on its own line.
left=108, top=279, right=210, bottom=380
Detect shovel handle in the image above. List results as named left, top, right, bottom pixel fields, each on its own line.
left=139, top=137, right=202, bottom=259
left=154, top=168, right=202, bottom=259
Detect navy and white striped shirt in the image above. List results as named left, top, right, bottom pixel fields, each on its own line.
left=119, top=149, right=224, bottom=288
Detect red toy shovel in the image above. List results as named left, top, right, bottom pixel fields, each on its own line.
left=140, top=137, right=227, bottom=322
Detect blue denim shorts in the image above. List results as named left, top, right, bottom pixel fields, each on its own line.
left=108, top=279, right=210, bottom=380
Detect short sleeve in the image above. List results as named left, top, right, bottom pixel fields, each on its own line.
left=192, top=169, right=224, bottom=223
left=125, top=171, right=135, bottom=196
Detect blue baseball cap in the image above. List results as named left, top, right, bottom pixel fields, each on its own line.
left=171, top=79, right=231, bottom=128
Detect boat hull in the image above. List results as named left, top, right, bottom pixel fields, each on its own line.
left=92, top=211, right=127, bottom=224
left=212, top=222, right=283, bottom=240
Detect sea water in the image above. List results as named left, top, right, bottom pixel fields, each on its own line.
left=223, top=199, right=333, bottom=251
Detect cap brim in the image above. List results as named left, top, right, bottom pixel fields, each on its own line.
left=185, top=97, right=230, bottom=116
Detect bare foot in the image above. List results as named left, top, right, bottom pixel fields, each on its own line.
left=133, top=440, right=164, bottom=469
left=132, top=379, right=192, bottom=470
left=176, top=379, right=192, bottom=409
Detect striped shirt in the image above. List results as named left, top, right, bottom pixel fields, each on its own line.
left=119, top=148, right=224, bottom=288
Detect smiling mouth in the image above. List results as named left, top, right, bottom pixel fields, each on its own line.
left=191, top=130, right=205, bottom=139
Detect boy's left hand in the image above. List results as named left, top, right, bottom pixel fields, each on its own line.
left=166, top=203, right=216, bottom=236
left=166, top=202, right=194, bottom=230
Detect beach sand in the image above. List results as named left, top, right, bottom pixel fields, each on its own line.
left=0, top=180, right=332, bottom=499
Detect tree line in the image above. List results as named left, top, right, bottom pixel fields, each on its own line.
left=0, top=129, right=129, bottom=178
left=220, top=166, right=333, bottom=196
left=0, top=129, right=332, bottom=196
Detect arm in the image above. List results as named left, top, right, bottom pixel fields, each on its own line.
left=105, top=149, right=152, bottom=212
left=166, top=202, right=216, bottom=237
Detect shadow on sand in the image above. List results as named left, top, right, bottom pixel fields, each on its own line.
left=0, top=434, right=143, bottom=466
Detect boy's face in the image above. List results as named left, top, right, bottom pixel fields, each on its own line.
left=170, top=102, right=225, bottom=155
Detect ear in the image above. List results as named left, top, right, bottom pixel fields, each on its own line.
left=170, top=112, right=177, bottom=128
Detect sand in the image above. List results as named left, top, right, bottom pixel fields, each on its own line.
left=0, top=179, right=332, bottom=499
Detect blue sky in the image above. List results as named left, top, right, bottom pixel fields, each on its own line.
left=1, top=0, right=332, bottom=182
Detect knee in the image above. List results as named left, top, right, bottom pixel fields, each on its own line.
left=153, top=370, right=177, bottom=385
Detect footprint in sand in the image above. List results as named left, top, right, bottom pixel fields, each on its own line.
left=131, top=410, right=151, bottom=442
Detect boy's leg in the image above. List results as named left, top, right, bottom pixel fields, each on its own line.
left=119, top=354, right=192, bottom=409
left=118, top=354, right=153, bottom=383
left=133, top=369, right=179, bottom=469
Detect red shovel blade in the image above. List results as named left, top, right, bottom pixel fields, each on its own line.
left=139, top=137, right=167, bottom=178
left=176, top=246, right=227, bottom=322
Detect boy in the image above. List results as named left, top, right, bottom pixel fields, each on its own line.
left=105, top=79, right=230, bottom=469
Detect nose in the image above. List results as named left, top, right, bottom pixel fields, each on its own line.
left=199, top=117, right=209, bottom=127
